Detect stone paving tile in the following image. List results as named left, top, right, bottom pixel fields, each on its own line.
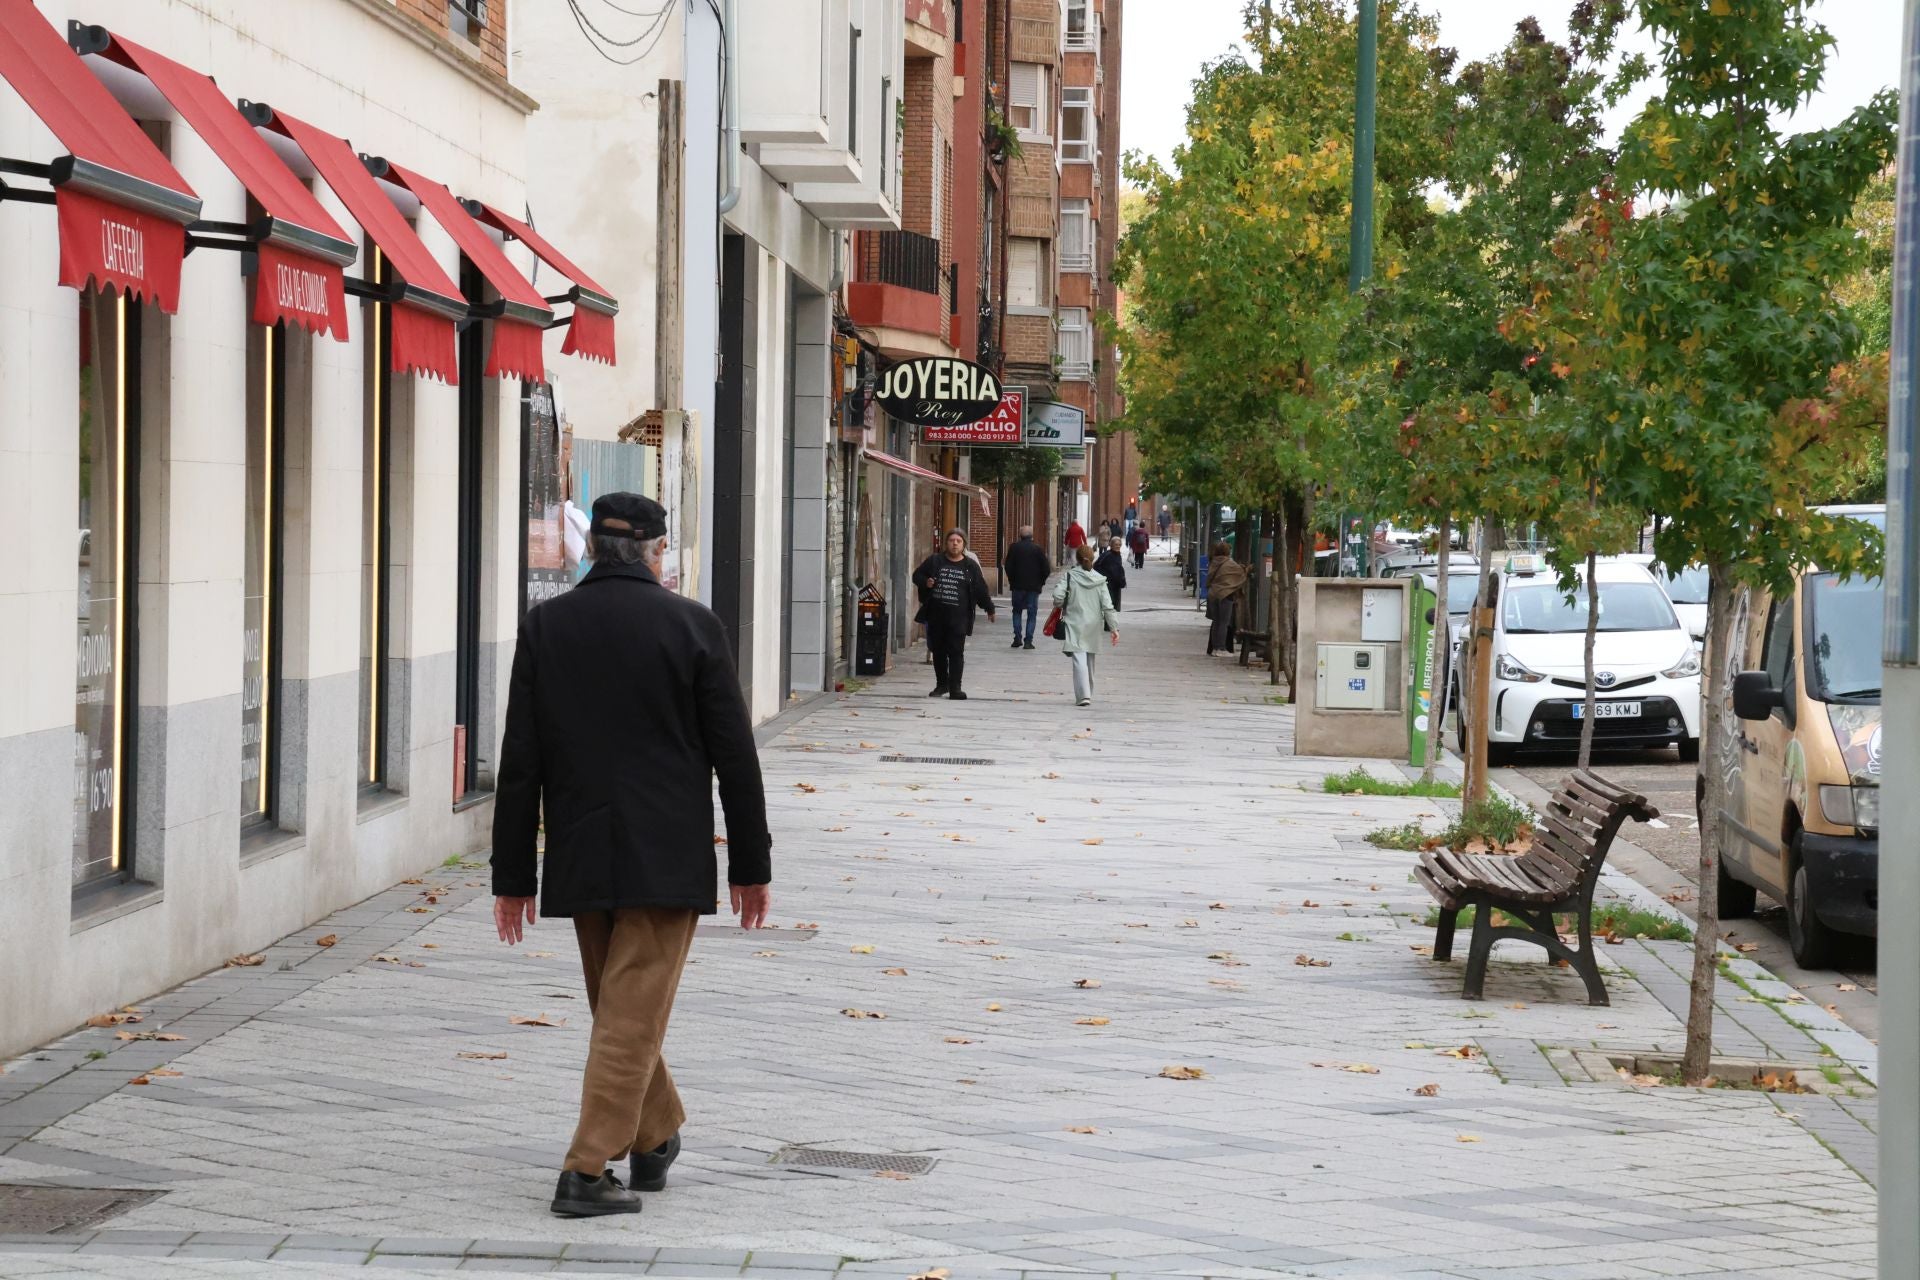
left=0, top=562, right=1879, bottom=1279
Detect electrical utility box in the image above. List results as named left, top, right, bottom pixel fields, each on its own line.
left=1317, top=643, right=1387, bottom=711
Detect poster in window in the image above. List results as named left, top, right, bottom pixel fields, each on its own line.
left=523, top=380, right=569, bottom=608
left=74, top=292, right=122, bottom=885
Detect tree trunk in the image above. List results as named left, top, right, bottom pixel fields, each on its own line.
left=1579, top=550, right=1599, bottom=770
left=1464, top=520, right=1498, bottom=803
left=1682, top=563, right=1734, bottom=1084
left=1421, top=516, right=1452, bottom=785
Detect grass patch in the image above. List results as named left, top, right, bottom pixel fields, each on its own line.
left=1419, top=902, right=1691, bottom=942
left=1366, top=820, right=1431, bottom=850
left=1446, top=794, right=1534, bottom=847
left=1323, top=767, right=1460, bottom=798
left=86, top=1049, right=106, bottom=1061
left=441, top=853, right=463, bottom=868
left=1335, top=931, right=1371, bottom=942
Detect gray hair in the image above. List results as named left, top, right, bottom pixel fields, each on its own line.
left=591, top=533, right=668, bottom=566
left=1019, top=524, right=1034, bottom=537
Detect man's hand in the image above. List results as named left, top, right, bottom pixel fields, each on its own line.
left=730, top=883, right=772, bottom=930
left=987, top=611, right=997, bottom=624
left=1109, top=629, right=1121, bottom=647
left=494, top=896, right=537, bottom=945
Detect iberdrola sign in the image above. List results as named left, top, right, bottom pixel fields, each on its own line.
left=874, top=356, right=1003, bottom=427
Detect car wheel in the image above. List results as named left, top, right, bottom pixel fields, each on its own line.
left=1678, top=736, right=1700, bottom=763
left=1786, top=843, right=1837, bottom=970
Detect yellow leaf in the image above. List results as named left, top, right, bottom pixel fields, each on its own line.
left=1075, top=1017, right=1111, bottom=1027
left=1456, top=1134, right=1481, bottom=1143
left=986, top=1003, right=1003, bottom=1012
left=840, top=1008, right=888, bottom=1019
left=1159, top=1065, right=1208, bottom=1080
left=850, top=944, right=875, bottom=955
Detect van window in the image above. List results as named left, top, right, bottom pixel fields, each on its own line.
left=1762, top=597, right=1794, bottom=687
left=1657, top=564, right=1708, bottom=605
left=1805, top=573, right=1884, bottom=703
left=1502, top=581, right=1679, bottom=634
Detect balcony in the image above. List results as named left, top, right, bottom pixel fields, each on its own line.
left=847, top=230, right=956, bottom=357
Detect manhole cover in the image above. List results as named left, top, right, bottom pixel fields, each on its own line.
left=0, top=1185, right=160, bottom=1234
left=770, top=1146, right=936, bottom=1175
left=880, top=755, right=994, bottom=766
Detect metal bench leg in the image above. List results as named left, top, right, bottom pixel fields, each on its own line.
left=1433, top=906, right=1457, bottom=962
left=1461, top=905, right=1495, bottom=1001
left=1573, top=900, right=1611, bottom=1007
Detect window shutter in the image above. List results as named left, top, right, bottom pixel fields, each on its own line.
left=1010, top=238, right=1044, bottom=308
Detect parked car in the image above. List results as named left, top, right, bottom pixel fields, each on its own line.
left=1709, top=505, right=1883, bottom=967
left=1456, top=557, right=1702, bottom=765
left=1607, top=553, right=1708, bottom=643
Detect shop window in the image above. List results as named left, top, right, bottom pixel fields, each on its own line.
left=242, top=318, right=287, bottom=830
left=74, top=288, right=140, bottom=891
left=1061, top=86, right=1094, bottom=162
left=1010, top=63, right=1050, bottom=139
left=360, top=247, right=393, bottom=793
left=454, top=258, right=487, bottom=802
left=1008, top=237, right=1047, bottom=310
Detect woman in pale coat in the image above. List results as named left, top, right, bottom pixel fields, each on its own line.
left=1052, top=543, right=1121, bottom=706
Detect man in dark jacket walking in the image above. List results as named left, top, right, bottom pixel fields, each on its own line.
left=1003, top=525, right=1050, bottom=650
left=491, top=493, right=771, bottom=1219
left=914, top=528, right=996, bottom=698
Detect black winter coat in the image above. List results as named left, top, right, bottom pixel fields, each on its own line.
left=1003, top=537, right=1051, bottom=593
left=490, top=560, right=772, bottom=918
left=913, top=553, right=995, bottom=635
left=1094, top=548, right=1128, bottom=608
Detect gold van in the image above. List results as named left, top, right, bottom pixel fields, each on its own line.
left=1707, top=505, right=1883, bottom=968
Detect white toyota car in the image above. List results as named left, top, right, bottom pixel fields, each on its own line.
left=1458, top=558, right=1703, bottom=764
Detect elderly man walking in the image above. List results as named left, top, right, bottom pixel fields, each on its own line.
left=491, top=493, right=772, bottom=1219
left=1003, top=525, right=1050, bottom=650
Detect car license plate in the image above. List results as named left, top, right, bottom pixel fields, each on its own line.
left=1572, top=701, right=1641, bottom=719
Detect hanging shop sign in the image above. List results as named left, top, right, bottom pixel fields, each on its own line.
left=922, top=385, right=1024, bottom=445
left=1025, top=399, right=1087, bottom=448
left=876, top=356, right=1004, bottom=427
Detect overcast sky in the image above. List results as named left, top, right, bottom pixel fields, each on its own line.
left=1119, top=1, right=1904, bottom=173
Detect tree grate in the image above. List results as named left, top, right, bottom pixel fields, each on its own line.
left=0, top=1185, right=161, bottom=1235
left=880, top=755, right=994, bottom=766
left=769, top=1146, right=937, bottom=1175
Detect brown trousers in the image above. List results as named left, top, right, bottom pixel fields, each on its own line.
left=561, top=906, right=700, bottom=1175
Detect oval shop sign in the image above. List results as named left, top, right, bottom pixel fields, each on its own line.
left=874, top=356, right=1003, bottom=427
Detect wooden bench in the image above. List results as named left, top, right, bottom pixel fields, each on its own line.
left=1235, top=629, right=1270, bottom=667
left=1414, top=770, right=1658, bottom=1006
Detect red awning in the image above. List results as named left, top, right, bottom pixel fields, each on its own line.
left=92, top=32, right=356, bottom=341
left=0, top=0, right=200, bottom=310
left=863, top=449, right=992, bottom=515
left=265, top=109, right=466, bottom=383
left=377, top=162, right=553, bottom=383
left=470, top=203, right=617, bottom=366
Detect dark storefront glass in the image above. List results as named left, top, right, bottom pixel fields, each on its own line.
left=74, top=289, right=136, bottom=887
left=360, top=249, right=391, bottom=790
left=242, top=319, right=285, bottom=825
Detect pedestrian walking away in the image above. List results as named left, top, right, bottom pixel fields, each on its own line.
left=1052, top=542, right=1121, bottom=706
left=1204, top=541, right=1248, bottom=656
left=915, top=528, right=997, bottom=698
left=1003, top=524, right=1051, bottom=650
left=1124, top=501, right=1138, bottom=537
left=1065, top=518, right=1088, bottom=552
left=1094, top=536, right=1128, bottom=611
left=1127, top=523, right=1151, bottom=569
left=491, top=493, right=773, bottom=1220
left=1157, top=506, right=1171, bottom=539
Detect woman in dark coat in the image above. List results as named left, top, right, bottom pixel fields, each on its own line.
left=1127, top=523, right=1151, bottom=569
left=1093, top=536, right=1128, bottom=610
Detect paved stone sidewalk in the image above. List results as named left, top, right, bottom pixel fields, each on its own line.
left=0, top=559, right=1877, bottom=1278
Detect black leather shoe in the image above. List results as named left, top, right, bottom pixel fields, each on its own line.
left=551, top=1169, right=641, bottom=1217
left=1023, top=640, right=1035, bottom=649
left=949, top=690, right=969, bottom=700
left=630, top=1132, right=681, bottom=1193
left=1011, top=638, right=1023, bottom=648
left=929, top=685, right=949, bottom=697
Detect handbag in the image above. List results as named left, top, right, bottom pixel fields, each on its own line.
left=1042, top=575, right=1071, bottom=641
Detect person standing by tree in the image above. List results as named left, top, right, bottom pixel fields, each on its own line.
left=1052, top=542, right=1120, bottom=707
left=1205, top=542, right=1248, bottom=657
left=914, top=529, right=997, bottom=699
left=1094, top=536, right=1129, bottom=610
left=1157, top=507, right=1171, bottom=540
left=490, top=493, right=772, bottom=1218
left=1003, top=525, right=1050, bottom=650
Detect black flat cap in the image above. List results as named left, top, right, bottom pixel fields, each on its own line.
left=589, top=492, right=668, bottom=541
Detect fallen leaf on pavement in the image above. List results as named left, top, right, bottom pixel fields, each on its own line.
left=407, top=907, right=431, bottom=914
left=1294, top=954, right=1331, bottom=968
left=1437, top=1045, right=1479, bottom=1060
left=1405, top=1041, right=1433, bottom=1049
left=1179, top=919, right=1200, bottom=927
left=114, top=1031, right=183, bottom=1042
left=859, top=742, right=879, bottom=750
left=908, top=1268, right=950, bottom=1280
left=1596, top=1023, right=1619, bottom=1029
left=1208, top=902, right=1228, bottom=910
left=850, top=944, right=876, bottom=954
left=86, top=1013, right=141, bottom=1027
left=457, top=1051, right=508, bottom=1061
left=1123, top=922, right=1150, bottom=928
left=1075, top=1017, right=1111, bottom=1027
left=509, top=1014, right=567, bottom=1028
left=875, top=1170, right=913, bottom=1181
left=148, top=1068, right=183, bottom=1078
left=795, top=783, right=818, bottom=793
left=526, top=951, right=554, bottom=959
left=421, top=943, right=439, bottom=950
left=1456, top=1134, right=1481, bottom=1144
left=753, top=950, right=779, bottom=957
left=1507, top=1003, right=1528, bottom=1010
left=225, top=954, right=265, bottom=967
left=883, top=968, right=909, bottom=977
left=1409, top=944, right=1433, bottom=956
left=1065, top=1126, right=1099, bottom=1134
left=315, top=935, right=337, bottom=947
left=1158, top=1065, right=1208, bottom=1080
left=1074, top=978, right=1102, bottom=989
left=1310, top=1061, right=1380, bottom=1074
left=401, top=878, right=424, bottom=885
left=1733, top=942, right=1760, bottom=953
left=943, top=1036, right=976, bottom=1044
left=1208, top=978, right=1242, bottom=989
left=1043, top=772, right=1061, bottom=780
left=1082, top=837, right=1104, bottom=846
left=840, top=1008, right=888, bottom=1019
left=1301, top=899, right=1320, bottom=908
left=823, top=826, right=847, bottom=833
left=985, top=1003, right=1003, bottom=1012
left=1413, top=1083, right=1440, bottom=1097
left=127, top=1075, right=152, bottom=1085
left=1838, top=982, right=1857, bottom=992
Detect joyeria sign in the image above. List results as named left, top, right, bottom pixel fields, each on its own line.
left=874, top=356, right=1003, bottom=427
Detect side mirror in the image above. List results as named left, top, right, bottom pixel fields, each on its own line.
left=1731, top=670, right=1783, bottom=722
